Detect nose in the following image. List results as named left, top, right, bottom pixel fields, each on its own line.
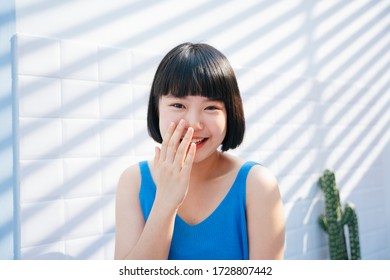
left=185, top=110, right=203, bottom=130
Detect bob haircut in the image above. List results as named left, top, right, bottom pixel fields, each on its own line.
left=147, top=42, right=245, bottom=151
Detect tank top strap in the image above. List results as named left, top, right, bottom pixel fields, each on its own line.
left=236, top=161, right=261, bottom=186
left=138, top=161, right=156, bottom=220
left=139, top=161, right=155, bottom=190
left=229, top=161, right=261, bottom=204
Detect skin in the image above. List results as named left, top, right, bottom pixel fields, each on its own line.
left=114, top=95, right=285, bottom=259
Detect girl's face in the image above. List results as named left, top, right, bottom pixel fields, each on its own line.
left=158, top=94, right=227, bottom=163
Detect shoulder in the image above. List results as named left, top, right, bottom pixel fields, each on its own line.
left=245, top=164, right=282, bottom=213
left=118, top=163, right=141, bottom=185
left=116, top=163, right=142, bottom=198
left=246, top=164, right=279, bottom=196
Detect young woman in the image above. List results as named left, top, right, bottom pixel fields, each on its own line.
left=115, top=42, right=285, bottom=260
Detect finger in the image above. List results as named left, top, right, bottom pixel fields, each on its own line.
left=154, top=146, right=161, bottom=166
left=160, top=122, right=175, bottom=161
left=182, top=142, right=196, bottom=175
left=174, top=126, right=194, bottom=167
left=166, top=119, right=186, bottom=163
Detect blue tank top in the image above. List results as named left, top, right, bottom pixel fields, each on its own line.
left=138, top=161, right=259, bottom=260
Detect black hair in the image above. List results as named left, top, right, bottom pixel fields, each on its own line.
left=147, top=42, right=245, bottom=151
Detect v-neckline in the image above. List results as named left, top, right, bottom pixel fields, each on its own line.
left=176, top=174, right=239, bottom=227
left=145, top=161, right=247, bottom=227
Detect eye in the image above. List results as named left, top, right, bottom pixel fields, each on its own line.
left=171, top=103, right=185, bottom=109
left=205, top=106, right=218, bottom=110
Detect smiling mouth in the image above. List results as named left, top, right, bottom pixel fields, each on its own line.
left=180, top=137, right=207, bottom=145
left=190, top=138, right=206, bottom=144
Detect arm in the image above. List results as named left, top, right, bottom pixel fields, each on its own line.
left=246, top=165, right=285, bottom=260
left=114, top=165, right=178, bottom=260
left=114, top=120, right=196, bottom=260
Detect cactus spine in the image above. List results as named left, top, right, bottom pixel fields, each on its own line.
left=318, top=169, right=361, bottom=260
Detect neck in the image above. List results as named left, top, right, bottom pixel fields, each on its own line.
left=190, top=151, right=224, bottom=182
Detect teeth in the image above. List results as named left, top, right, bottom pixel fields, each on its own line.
left=190, top=138, right=204, bottom=144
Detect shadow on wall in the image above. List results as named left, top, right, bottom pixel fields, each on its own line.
left=5, top=0, right=390, bottom=259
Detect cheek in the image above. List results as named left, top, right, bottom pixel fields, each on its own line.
left=159, top=119, right=171, bottom=137
left=205, top=114, right=227, bottom=140
left=220, top=121, right=228, bottom=139
left=216, top=113, right=228, bottom=134
left=158, top=110, right=181, bottom=137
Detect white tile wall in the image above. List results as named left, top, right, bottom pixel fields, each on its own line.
left=61, top=79, right=100, bottom=118
left=99, top=83, right=133, bottom=119
left=18, top=76, right=61, bottom=118
left=60, top=40, right=98, bottom=81
left=99, top=119, right=133, bottom=156
left=100, top=157, right=133, bottom=195
left=19, top=118, right=62, bottom=159
left=21, top=242, right=67, bottom=260
left=14, top=35, right=139, bottom=260
left=63, top=197, right=103, bottom=240
left=20, top=159, right=63, bottom=203
left=62, top=119, right=100, bottom=157
left=16, top=35, right=60, bottom=77
left=131, top=50, right=163, bottom=84
left=62, top=158, right=101, bottom=199
left=21, top=201, right=65, bottom=247
left=132, top=85, right=151, bottom=120
left=13, top=32, right=389, bottom=260
left=98, top=47, right=132, bottom=83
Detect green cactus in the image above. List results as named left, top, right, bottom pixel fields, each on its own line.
left=318, top=169, right=361, bottom=260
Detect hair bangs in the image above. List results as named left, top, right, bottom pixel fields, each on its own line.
left=157, top=47, right=228, bottom=101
